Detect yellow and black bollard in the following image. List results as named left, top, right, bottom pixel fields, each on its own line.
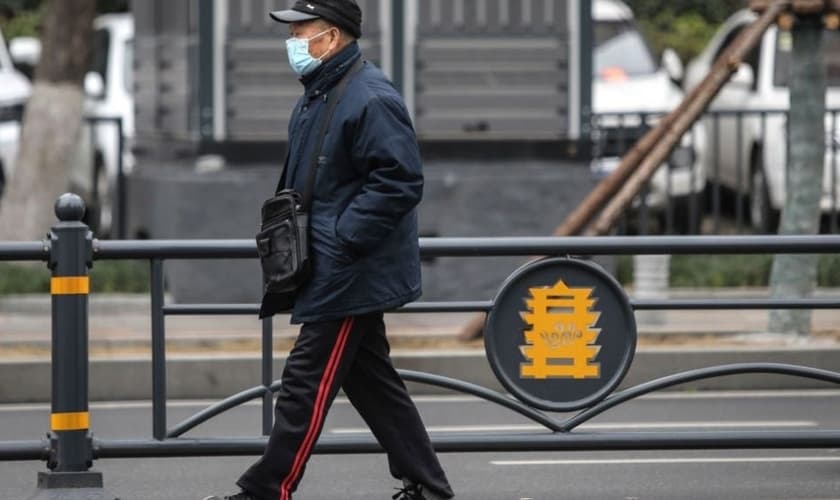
left=28, top=194, right=117, bottom=500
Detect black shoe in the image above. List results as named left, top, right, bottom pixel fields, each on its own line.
left=202, top=492, right=258, bottom=500
left=393, top=480, right=449, bottom=500
left=392, top=483, right=426, bottom=500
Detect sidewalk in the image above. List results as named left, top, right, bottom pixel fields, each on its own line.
left=2, top=290, right=840, bottom=358
left=1, top=290, right=839, bottom=402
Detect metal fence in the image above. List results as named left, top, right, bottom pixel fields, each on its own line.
left=1, top=193, right=840, bottom=486
left=591, top=108, right=840, bottom=235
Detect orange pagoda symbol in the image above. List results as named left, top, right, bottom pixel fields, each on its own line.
left=520, top=280, right=602, bottom=380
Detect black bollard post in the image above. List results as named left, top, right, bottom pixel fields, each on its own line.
left=28, top=193, right=117, bottom=500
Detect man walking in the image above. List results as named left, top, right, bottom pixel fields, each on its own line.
left=204, top=1, right=454, bottom=499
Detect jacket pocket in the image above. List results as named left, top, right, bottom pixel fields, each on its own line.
left=311, top=215, right=355, bottom=267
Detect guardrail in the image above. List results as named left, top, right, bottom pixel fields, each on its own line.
left=1, top=194, right=840, bottom=496
left=592, top=108, right=840, bottom=235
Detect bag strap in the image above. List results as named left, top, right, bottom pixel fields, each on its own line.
left=275, top=57, right=365, bottom=201
left=275, top=148, right=291, bottom=194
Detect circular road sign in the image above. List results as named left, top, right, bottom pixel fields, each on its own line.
left=484, top=257, right=637, bottom=412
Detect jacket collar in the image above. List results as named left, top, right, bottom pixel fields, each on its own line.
left=301, top=42, right=361, bottom=100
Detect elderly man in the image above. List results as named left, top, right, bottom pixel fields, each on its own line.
left=203, top=1, right=454, bottom=499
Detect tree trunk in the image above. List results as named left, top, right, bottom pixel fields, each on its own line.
left=0, top=0, right=95, bottom=240
left=768, top=17, right=826, bottom=337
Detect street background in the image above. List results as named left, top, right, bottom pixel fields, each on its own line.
left=1, top=0, right=840, bottom=498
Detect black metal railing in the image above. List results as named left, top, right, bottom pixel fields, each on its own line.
left=2, top=194, right=840, bottom=491
left=0, top=196, right=840, bottom=460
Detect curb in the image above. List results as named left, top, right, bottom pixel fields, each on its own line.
left=1, top=346, right=838, bottom=403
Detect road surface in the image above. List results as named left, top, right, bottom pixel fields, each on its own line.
left=2, top=390, right=839, bottom=499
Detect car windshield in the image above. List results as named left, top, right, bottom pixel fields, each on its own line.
left=91, top=28, right=110, bottom=91
left=774, top=29, right=840, bottom=87
left=594, top=20, right=658, bottom=80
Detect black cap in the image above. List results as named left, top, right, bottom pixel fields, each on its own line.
left=270, top=0, right=362, bottom=39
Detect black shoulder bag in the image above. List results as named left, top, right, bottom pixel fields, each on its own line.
left=257, top=58, right=364, bottom=318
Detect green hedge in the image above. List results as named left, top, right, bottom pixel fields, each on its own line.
left=625, top=0, right=739, bottom=62
left=1, top=1, right=129, bottom=39
left=616, top=254, right=840, bottom=288
left=2, top=256, right=840, bottom=295
left=0, top=261, right=148, bottom=295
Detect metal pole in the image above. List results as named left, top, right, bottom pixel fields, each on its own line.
left=391, top=0, right=405, bottom=97
left=29, top=193, right=116, bottom=498
left=85, top=429, right=840, bottom=458
left=198, top=0, right=215, bottom=142
left=261, top=318, right=273, bottom=436
left=150, top=259, right=167, bottom=440
left=47, top=194, right=93, bottom=473
left=116, top=118, right=126, bottom=240
left=831, top=111, right=838, bottom=232
left=578, top=0, right=593, bottom=141
left=687, top=124, right=698, bottom=234
left=713, top=115, right=721, bottom=233
left=735, top=112, right=745, bottom=231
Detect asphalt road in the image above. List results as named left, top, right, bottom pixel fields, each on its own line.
left=2, top=390, right=840, bottom=500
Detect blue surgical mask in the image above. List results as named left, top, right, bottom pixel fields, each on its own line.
left=286, top=29, right=333, bottom=76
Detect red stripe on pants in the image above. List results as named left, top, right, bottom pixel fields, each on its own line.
left=278, top=317, right=354, bottom=500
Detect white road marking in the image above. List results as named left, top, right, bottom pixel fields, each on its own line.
left=638, top=389, right=840, bottom=400
left=1, top=389, right=839, bottom=413
left=0, top=396, right=480, bottom=412
left=491, top=457, right=840, bottom=466
left=2, top=389, right=840, bottom=413
left=329, top=421, right=817, bottom=434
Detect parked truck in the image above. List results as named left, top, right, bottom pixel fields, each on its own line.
left=131, top=0, right=593, bottom=154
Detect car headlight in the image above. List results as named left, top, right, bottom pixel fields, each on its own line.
left=668, top=145, right=696, bottom=170
left=0, top=104, right=24, bottom=123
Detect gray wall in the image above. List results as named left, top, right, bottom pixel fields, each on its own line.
left=419, top=159, right=595, bottom=300
left=133, top=1, right=199, bottom=146
left=129, top=159, right=597, bottom=303
left=129, top=163, right=269, bottom=303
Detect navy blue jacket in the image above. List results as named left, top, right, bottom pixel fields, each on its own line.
left=282, top=42, right=422, bottom=324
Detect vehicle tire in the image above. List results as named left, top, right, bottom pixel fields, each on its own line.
left=672, top=195, right=702, bottom=234
left=749, top=156, right=778, bottom=234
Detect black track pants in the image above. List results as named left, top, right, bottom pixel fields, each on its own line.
left=237, top=312, right=453, bottom=500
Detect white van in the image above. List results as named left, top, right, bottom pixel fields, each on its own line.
left=0, top=28, right=31, bottom=198
left=591, top=0, right=707, bottom=233
left=83, top=13, right=135, bottom=234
